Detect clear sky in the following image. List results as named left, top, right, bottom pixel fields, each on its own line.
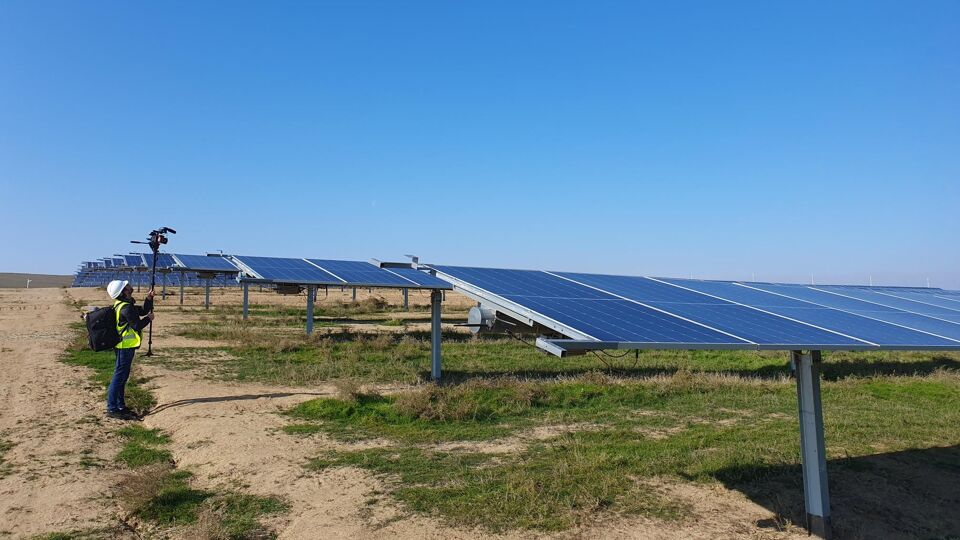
left=1, top=1, right=958, bottom=288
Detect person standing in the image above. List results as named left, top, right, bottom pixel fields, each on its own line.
left=105, top=280, right=155, bottom=420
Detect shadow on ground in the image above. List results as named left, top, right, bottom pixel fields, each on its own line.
left=430, top=356, right=960, bottom=384
left=712, top=445, right=960, bottom=540
left=146, top=391, right=329, bottom=415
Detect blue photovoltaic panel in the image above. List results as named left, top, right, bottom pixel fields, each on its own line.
left=815, top=286, right=960, bottom=324
left=234, top=256, right=340, bottom=283
left=432, top=266, right=752, bottom=345
left=143, top=253, right=177, bottom=268
left=554, top=272, right=863, bottom=347
left=307, top=259, right=409, bottom=287
left=876, top=289, right=960, bottom=312
left=432, top=266, right=612, bottom=299
left=431, top=265, right=960, bottom=351
left=659, top=278, right=959, bottom=347
left=123, top=255, right=144, bottom=267
left=174, top=254, right=239, bottom=272
left=743, top=283, right=960, bottom=342
left=382, top=267, right=452, bottom=289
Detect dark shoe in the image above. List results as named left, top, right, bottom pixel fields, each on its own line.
left=106, top=409, right=140, bottom=421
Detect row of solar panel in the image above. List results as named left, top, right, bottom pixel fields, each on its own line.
left=430, top=266, right=960, bottom=350
left=82, top=253, right=239, bottom=272
left=72, top=270, right=241, bottom=288
left=232, top=256, right=450, bottom=289
left=75, top=254, right=449, bottom=290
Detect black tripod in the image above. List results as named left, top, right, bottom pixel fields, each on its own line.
left=131, top=227, right=176, bottom=356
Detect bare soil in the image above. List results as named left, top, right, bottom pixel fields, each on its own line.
left=1, top=287, right=808, bottom=539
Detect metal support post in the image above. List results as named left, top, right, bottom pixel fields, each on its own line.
left=242, top=282, right=249, bottom=320
left=430, top=289, right=442, bottom=381
left=306, top=285, right=316, bottom=335
left=161, top=273, right=167, bottom=300
left=403, top=288, right=409, bottom=310
left=352, top=287, right=357, bottom=301
left=204, top=279, right=211, bottom=309
left=793, top=350, right=831, bottom=539
left=179, top=272, right=185, bottom=305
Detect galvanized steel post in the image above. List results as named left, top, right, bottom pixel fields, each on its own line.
left=306, top=285, right=316, bottom=335
left=242, top=282, right=249, bottom=320
left=204, top=279, right=211, bottom=309
left=430, top=289, right=442, bottom=381
left=793, top=350, right=831, bottom=539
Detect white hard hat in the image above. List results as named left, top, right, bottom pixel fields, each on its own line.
left=107, top=280, right=130, bottom=299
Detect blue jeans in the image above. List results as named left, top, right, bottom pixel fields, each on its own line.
left=107, top=348, right=136, bottom=412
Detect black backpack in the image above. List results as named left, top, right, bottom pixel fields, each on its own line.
left=86, top=304, right=122, bottom=352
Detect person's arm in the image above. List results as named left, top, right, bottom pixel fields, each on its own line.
left=136, top=290, right=155, bottom=316
left=137, top=298, right=154, bottom=316
left=120, top=304, right=153, bottom=332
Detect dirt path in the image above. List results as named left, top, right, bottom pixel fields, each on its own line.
left=0, top=288, right=130, bottom=537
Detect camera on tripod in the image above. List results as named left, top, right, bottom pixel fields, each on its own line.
left=146, top=227, right=177, bottom=253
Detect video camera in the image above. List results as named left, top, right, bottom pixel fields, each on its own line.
left=132, top=227, right=177, bottom=254
left=147, top=227, right=176, bottom=253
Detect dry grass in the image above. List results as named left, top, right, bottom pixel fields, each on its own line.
left=183, top=503, right=230, bottom=540
left=113, top=463, right=176, bottom=518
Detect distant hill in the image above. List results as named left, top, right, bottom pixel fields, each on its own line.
left=0, top=273, right=74, bottom=288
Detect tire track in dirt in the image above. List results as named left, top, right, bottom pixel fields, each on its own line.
left=0, top=288, right=132, bottom=537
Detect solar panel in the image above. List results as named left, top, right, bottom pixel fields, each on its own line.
left=816, top=285, right=960, bottom=323
left=232, top=256, right=343, bottom=284
left=555, top=272, right=865, bottom=347
left=123, top=255, right=145, bottom=267
left=173, top=254, right=239, bottom=272
left=875, top=289, right=960, bottom=311
left=306, top=259, right=412, bottom=287
left=382, top=267, right=452, bottom=289
left=142, top=253, right=176, bottom=268
left=660, top=279, right=960, bottom=346
left=740, top=282, right=960, bottom=342
left=429, top=265, right=960, bottom=353
left=432, top=266, right=753, bottom=346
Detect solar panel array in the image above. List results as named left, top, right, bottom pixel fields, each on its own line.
left=232, top=255, right=450, bottom=289
left=72, top=252, right=448, bottom=290
left=172, top=254, right=240, bottom=272
left=430, top=266, right=960, bottom=351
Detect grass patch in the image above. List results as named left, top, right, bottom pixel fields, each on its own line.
left=290, top=368, right=960, bottom=532
left=0, top=438, right=14, bottom=478
left=61, top=322, right=156, bottom=415
left=199, top=493, right=290, bottom=539
left=115, top=464, right=287, bottom=537
left=115, top=425, right=172, bottom=468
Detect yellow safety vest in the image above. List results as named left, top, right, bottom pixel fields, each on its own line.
left=114, top=300, right=142, bottom=349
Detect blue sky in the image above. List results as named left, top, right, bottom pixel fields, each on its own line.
left=1, top=1, right=958, bottom=288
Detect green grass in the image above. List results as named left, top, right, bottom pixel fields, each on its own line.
left=290, top=369, right=960, bottom=532
left=134, top=469, right=288, bottom=536
left=136, top=470, right=212, bottom=525
left=0, top=438, right=13, bottom=478
left=212, top=493, right=291, bottom=538
left=115, top=425, right=172, bottom=467
left=60, top=322, right=156, bottom=415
